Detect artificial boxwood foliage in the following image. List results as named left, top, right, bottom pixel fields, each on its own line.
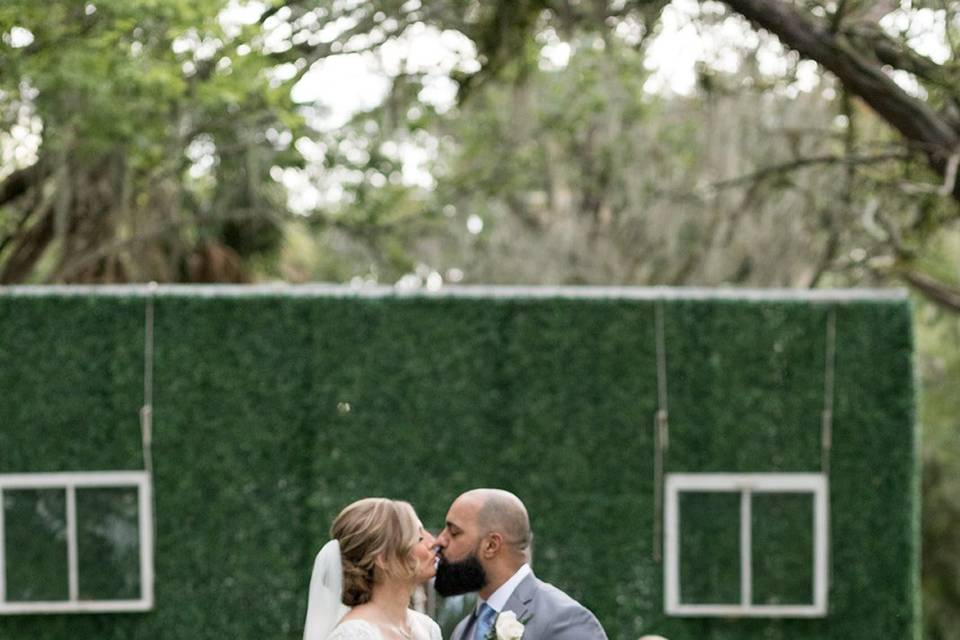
left=0, top=289, right=917, bottom=640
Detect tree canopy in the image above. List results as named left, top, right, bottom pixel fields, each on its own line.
left=2, top=0, right=959, bottom=303
left=1, top=0, right=308, bottom=282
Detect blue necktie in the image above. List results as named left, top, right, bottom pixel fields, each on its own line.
left=473, top=603, right=497, bottom=640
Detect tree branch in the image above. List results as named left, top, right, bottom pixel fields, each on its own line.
left=49, top=207, right=286, bottom=283
left=708, top=151, right=910, bottom=191
left=898, top=268, right=960, bottom=313
left=0, top=162, right=46, bottom=207
left=721, top=0, right=960, bottom=200
left=843, top=24, right=960, bottom=99
left=0, top=202, right=55, bottom=284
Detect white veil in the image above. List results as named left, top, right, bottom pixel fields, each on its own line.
left=303, top=540, right=350, bottom=640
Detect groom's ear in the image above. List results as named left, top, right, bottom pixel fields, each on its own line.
left=481, top=532, right=504, bottom=558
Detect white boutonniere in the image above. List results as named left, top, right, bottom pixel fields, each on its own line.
left=486, top=610, right=528, bottom=640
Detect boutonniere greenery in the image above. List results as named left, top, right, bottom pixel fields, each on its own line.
left=485, top=610, right=532, bottom=640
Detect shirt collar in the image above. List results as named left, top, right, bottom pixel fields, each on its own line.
left=478, top=564, right=532, bottom=614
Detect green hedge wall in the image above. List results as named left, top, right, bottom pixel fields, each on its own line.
left=0, top=289, right=917, bottom=640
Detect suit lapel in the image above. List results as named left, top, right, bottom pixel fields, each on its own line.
left=500, top=573, right=537, bottom=623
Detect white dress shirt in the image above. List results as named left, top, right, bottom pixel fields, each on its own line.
left=477, top=563, right=532, bottom=614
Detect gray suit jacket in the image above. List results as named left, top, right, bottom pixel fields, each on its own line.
left=450, top=573, right=608, bottom=640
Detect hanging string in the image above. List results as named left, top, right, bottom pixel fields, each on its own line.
left=140, top=282, right=157, bottom=475
left=653, top=301, right=669, bottom=562
left=656, top=301, right=669, bottom=450
left=821, top=308, right=836, bottom=476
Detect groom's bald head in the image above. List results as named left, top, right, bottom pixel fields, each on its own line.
left=460, top=488, right=532, bottom=558
left=436, top=488, right=533, bottom=598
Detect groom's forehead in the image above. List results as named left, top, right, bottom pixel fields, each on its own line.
left=447, top=496, right=482, bottom=527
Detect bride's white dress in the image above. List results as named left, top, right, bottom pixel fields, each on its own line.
left=326, top=610, right=442, bottom=640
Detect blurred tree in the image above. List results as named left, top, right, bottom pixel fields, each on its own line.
left=3, top=0, right=957, bottom=298
left=0, top=0, right=308, bottom=282
left=280, top=1, right=956, bottom=294
left=722, top=0, right=960, bottom=311
left=279, top=0, right=959, bottom=305
left=918, top=289, right=960, bottom=640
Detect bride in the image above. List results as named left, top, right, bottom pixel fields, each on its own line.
left=303, top=498, right=443, bottom=640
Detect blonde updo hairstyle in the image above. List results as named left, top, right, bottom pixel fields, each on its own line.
left=330, top=498, right=422, bottom=606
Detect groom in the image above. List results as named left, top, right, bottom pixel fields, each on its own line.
left=434, top=488, right=608, bottom=640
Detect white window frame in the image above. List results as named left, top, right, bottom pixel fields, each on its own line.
left=0, top=471, right=154, bottom=614
left=664, top=472, right=828, bottom=618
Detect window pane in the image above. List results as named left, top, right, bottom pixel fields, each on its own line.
left=679, top=491, right=740, bottom=604
left=76, top=487, right=141, bottom=600
left=3, top=489, right=69, bottom=601
left=752, top=492, right=814, bottom=605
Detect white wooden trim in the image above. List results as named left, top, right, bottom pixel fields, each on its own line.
left=667, top=473, right=826, bottom=493
left=0, top=283, right=908, bottom=303
left=139, top=479, right=155, bottom=609
left=664, top=478, right=680, bottom=613
left=667, top=604, right=829, bottom=618
left=664, top=472, right=829, bottom=618
left=66, top=485, right=78, bottom=601
left=0, top=471, right=148, bottom=489
left=814, top=478, right=829, bottom=614
left=0, top=471, right=154, bottom=615
left=741, top=490, right=752, bottom=608
left=0, top=600, right=153, bottom=614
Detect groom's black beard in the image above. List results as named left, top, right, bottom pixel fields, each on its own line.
left=433, top=552, right=487, bottom=597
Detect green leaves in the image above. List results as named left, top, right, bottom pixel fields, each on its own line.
left=0, top=0, right=313, bottom=281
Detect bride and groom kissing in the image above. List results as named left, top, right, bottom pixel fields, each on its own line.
left=303, top=488, right=608, bottom=640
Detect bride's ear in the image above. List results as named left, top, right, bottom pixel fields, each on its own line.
left=373, top=553, right=389, bottom=576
